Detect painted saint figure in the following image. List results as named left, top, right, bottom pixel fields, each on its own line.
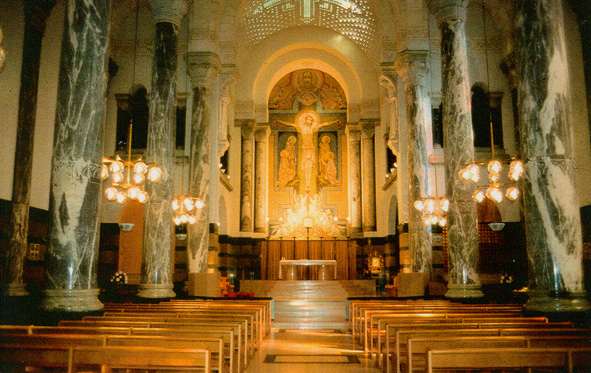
left=276, top=111, right=340, bottom=193
left=318, top=135, right=340, bottom=185
left=277, top=135, right=297, bottom=187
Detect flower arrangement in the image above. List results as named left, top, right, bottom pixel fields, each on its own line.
left=110, top=271, right=128, bottom=285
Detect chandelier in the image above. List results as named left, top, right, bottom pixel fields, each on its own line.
left=102, top=120, right=162, bottom=205
left=459, top=154, right=523, bottom=203
left=172, top=159, right=205, bottom=225
left=413, top=196, right=448, bottom=227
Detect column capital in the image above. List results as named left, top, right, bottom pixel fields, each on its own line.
left=360, top=120, right=378, bottom=138
left=426, top=0, right=468, bottom=24
left=254, top=126, right=270, bottom=142
left=185, top=51, right=221, bottom=89
left=395, top=50, right=429, bottom=88
left=149, top=0, right=188, bottom=27
left=240, top=119, right=255, bottom=139
left=346, top=126, right=361, bottom=141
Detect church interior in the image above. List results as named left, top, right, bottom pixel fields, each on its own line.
left=2, top=0, right=591, bottom=371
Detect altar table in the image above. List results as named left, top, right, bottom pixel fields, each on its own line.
left=279, top=259, right=337, bottom=280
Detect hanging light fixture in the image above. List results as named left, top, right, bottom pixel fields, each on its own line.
left=101, top=1, right=162, bottom=205
left=172, top=157, right=205, bottom=225
left=458, top=2, right=523, bottom=204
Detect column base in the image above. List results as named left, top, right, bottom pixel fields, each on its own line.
left=136, top=283, right=176, bottom=299
left=2, top=282, right=29, bottom=296
left=40, top=288, right=103, bottom=312
left=524, top=291, right=591, bottom=313
left=445, top=283, right=484, bottom=299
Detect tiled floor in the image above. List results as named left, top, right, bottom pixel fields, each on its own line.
left=244, top=328, right=381, bottom=372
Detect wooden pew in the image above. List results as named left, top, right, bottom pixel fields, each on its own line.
left=407, top=335, right=591, bottom=372
left=0, top=325, right=237, bottom=373
left=0, top=344, right=212, bottom=373
left=386, top=327, right=591, bottom=373
left=426, top=347, right=591, bottom=372
left=71, top=345, right=211, bottom=372
left=59, top=319, right=246, bottom=371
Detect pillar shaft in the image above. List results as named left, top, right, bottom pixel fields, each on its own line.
left=428, top=0, right=482, bottom=298
left=346, top=127, right=362, bottom=235
left=240, top=121, right=255, bottom=232
left=139, top=1, right=187, bottom=298
left=396, top=51, right=433, bottom=274
left=41, top=0, right=110, bottom=312
left=516, top=0, right=589, bottom=312
left=4, top=0, right=55, bottom=296
left=185, top=52, right=220, bottom=273
left=254, top=127, right=270, bottom=233
left=361, top=122, right=377, bottom=232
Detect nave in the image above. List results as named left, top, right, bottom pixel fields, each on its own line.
left=243, top=328, right=379, bottom=373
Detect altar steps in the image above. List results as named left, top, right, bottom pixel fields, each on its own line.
left=239, top=280, right=376, bottom=330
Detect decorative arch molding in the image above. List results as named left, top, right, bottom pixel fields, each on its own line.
left=236, top=26, right=379, bottom=122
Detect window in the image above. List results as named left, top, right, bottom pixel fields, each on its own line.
left=471, top=85, right=503, bottom=149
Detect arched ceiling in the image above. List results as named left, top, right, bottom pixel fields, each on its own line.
left=237, top=0, right=381, bottom=60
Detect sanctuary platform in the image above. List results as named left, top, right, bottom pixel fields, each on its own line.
left=239, top=280, right=376, bottom=330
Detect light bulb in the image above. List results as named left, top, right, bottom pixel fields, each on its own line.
left=133, top=172, right=145, bottom=184
left=438, top=217, right=447, bottom=227
left=506, top=186, right=520, bottom=201
left=441, top=198, right=449, bottom=212
left=112, top=172, right=124, bottom=184
left=133, top=161, right=148, bottom=174
left=105, top=187, right=118, bottom=201
left=173, top=216, right=182, bottom=225
left=413, top=200, right=425, bottom=211
left=180, top=214, right=188, bottom=223
left=195, top=199, right=205, bottom=209
left=488, top=171, right=500, bottom=182
left=486, top=187, right=503, bottom=203
left=425, top=198, right=435, bottom=214
left=183, top=198, right=194, bottom=211
left=172, top=198, right=180, bottom=211
left=128, top=186, right=141, bottom=200
left=188, top=216, right=196, bottom=224
left=430, top=216, right=439, bottom=225
left=423, top=217, right=432, bottom=225
left=101, top=164, right=109, bottom=180
left=510, top=159, right=524, bottom=174
left=116, top=192, right=128, bottom=205
left=488, top=160, right=502, bottom=174
left=137, top=191, right=148, bottom=203
left=110, top=160, right=124, bottom=174
left=459, top=168, right=471, bottom=181
left=468, top=164, right=480, bottom=182
left=147, top=166, right=162, bottom=182
left=472, top=190, right=485, bottom=203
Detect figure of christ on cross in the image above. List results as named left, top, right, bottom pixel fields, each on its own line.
left=275, top=110, right=340, bottom=194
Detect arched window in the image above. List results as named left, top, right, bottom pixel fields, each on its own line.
left=471, top=84, right=503, bottom=149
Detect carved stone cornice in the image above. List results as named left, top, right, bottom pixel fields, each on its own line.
left=360, top=120, right=378, bottom=138
left=395, top=50, right=429, bottom=88
left=346, top=126, right=361, bottom=142
left=185, top=51, right=221, bottom=89
left=426, top=0, right=468, bottom=24
left=149, top=0, right=188, bottom=27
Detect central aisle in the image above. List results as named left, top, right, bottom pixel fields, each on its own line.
left=244, top=328, right=380, bottom=372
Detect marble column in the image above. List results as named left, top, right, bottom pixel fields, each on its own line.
left=346, top=127, right=362, bottom=235
left=184, top=52, right=220, bottom=274
left=515, top=0, right=589, bottom=312
left=3, top=0, right=55, bottom=297
left=254, top=127, right=270, bottom=233
left=395, top=50, right=433, bottom=274
left=40, top=0, right=110, bottom=312
left=240, top=121, right=255, bottom=232
left=427, top=0, right=482, bottom=298
left=361, top=121, right=377, bottom=232
left=138, top=0, right=187, bottom=299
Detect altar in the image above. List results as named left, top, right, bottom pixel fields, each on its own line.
left=279, top=259, right=337, bottom=280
